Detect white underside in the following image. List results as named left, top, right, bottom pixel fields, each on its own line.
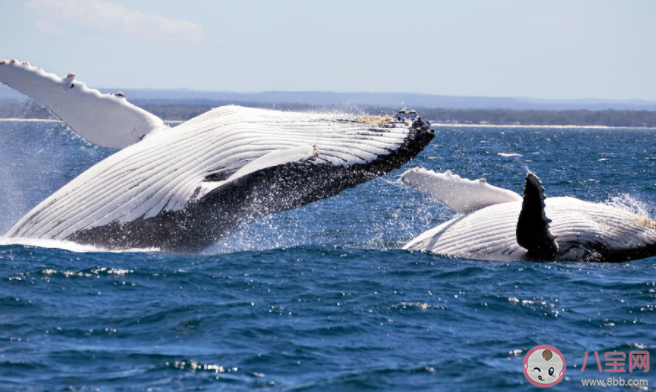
left=7, top=105, right=411, bottom=240
left=404, top=197, right=656, bottom=261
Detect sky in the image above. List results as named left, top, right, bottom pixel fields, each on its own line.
left=1, top=0, right=655, bottom=100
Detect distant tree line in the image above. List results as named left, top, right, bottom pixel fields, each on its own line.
left=2, top=98, right=656, bottom=127
left=138, top=103, right=656, bottom=127
left=415, top=108, right=656, bottom=127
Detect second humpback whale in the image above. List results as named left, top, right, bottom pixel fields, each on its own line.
left=0, top=59, right=434, bottom=252
left=401, top=168, right=656, bottom=262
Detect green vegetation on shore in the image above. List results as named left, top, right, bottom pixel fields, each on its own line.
left=416, top=108, right=656, bottom=127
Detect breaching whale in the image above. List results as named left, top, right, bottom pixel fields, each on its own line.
left=0, top=59, right=434, bottom=252
left=401, top=168, right=656, bottom=262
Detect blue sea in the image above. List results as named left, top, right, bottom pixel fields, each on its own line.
left=1, top=121, right=655, bottom=391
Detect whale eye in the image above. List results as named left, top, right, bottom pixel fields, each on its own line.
left=549, top=367, right=555, bottom=376
left=533, top=367, right=541, bottom=372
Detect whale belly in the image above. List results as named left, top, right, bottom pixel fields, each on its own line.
left=404, top=201, right=526, bottom=261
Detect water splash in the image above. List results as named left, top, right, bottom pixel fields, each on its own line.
left=605, top=193, right=652, bottom=218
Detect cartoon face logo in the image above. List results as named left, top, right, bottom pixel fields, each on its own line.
left=522, top=345, right=566, bottom=388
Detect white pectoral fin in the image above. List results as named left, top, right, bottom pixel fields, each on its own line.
left=0, top=59, right=166, bottom=149
left=192, top=144, right=318, bottom=200
left=226, top=144, right=317, bottom=182
left=401, top=167, right=522, bottom=213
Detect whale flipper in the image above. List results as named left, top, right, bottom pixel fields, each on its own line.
left=401, top=168, right=522, bottom=213
left=516, top=173, right=559, bottom=259
left=226, top=145, right=317, bottom=182
left=182, top=145, right=319, bottom=201
left=0, top=59, right=166, bottom=148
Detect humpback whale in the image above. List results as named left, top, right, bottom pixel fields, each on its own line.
left=0, top=60, right=434, bottom=252
left=402, top=168, right=656, bottom=262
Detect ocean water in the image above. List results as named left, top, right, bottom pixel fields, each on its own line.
left=1, top=121, right=655, bottom=391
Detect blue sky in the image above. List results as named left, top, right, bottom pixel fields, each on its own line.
left=1, top=0, right=655, bottom=100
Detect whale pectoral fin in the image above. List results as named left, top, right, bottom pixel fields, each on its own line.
left=188, top=145, right=318, bottom=202
left=186, top=145, right=341, bottom=236
left=516, top=173, right=559, bottom=259
left=0, top=59, right=166, bottom=149
left=226, top=145, right=317, bottom=183
left=401, top=167, right=522, bottom=213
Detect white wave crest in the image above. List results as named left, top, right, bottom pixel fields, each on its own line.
left=498, top=153, right=523, bottom=157
left=0, top=237, right=158, bottom=253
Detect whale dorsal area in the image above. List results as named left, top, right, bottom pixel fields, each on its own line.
left=0, top=59, right=166, bottom=149
left=516, top=173, right=559, bottom=259
left=401, top=168, right=522, bottom=214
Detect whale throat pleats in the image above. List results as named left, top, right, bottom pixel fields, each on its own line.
left=5, top=104, right=434, bottom=252
left=516, top=173, right=559, bottom=260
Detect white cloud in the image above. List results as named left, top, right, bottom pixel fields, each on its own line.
left=26, top=0, right=205, bottom=44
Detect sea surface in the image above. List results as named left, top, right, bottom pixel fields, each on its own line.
left=1, top=121, right=655, bottom=391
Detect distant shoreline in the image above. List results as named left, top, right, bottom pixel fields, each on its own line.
left=429, top=122, right=656, bottom=130
left=1, top=118, right=654, bottom=130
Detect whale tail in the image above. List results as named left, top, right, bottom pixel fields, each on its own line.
left=0, top=59, right=166, bottom=149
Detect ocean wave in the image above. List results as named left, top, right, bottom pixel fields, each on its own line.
left=0, top=237, right=159, bottom=253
